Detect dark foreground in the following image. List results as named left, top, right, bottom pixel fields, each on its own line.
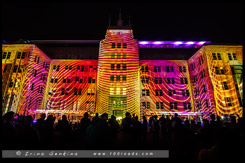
left=2, top=112, right=244, bottom=160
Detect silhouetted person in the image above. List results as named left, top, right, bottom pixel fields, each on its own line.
left=92, top=113, right=100, bottom=125
left=142, top=115, right=148, bottom=139
left=108, top=115, right=119, bottom=137
left=43, top=115, right=55, bottom=147
left=35, top=114, right=46, bottom=142
left=96, top=113, right=111, bottom=145
left=80, top=112, right=91, bottom=136
left=132, top=115, right=141, bottom=143
left=152, top=115, right=160, bottom=141
left=159, top=114, right=167, bottom=134
left=2, top=111, right=17, bottom=149
left=16, top=115, right=39, bottom=149
left=122, top=112, right=133, bottom=133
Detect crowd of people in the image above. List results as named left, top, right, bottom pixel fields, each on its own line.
left=2, top=111, right=244, bottom=160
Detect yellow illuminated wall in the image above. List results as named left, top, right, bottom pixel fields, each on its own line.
left=96, top=29, right=140, bottom=118
left=189, top=45, right=243, bottom=118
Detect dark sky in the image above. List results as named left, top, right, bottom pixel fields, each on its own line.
left=2, top=2, right=243, bottom=43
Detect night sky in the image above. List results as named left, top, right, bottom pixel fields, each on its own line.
left=2, top=2, right=243, bottom=43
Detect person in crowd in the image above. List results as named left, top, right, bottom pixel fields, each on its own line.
left=159, top=114, right=167, bottom=134
left=80, top=112, right=91, bottom=136
left=122, top=112, right=133, bottom=133
left=108, top=115, right=119, bottom=137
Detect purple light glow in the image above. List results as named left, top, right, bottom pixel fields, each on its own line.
left=174, top=41, right=183, bottom=45
left=186, top=41, right=195, bottom=44
left=153, top=41, right=163, bottom=45
left=198, top=41, right=206, bottom=45
left=139, top=41, right=149, bottom=45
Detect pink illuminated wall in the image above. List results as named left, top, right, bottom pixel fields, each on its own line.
left=140, top=60, right=194, bottom=117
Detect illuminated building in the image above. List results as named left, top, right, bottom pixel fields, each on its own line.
left=2, top=22, right=243, bottom=120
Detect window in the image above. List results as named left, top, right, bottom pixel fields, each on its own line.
left=13, top=65, right=18, bottom=72
left=228, top=53, right=232, bottom=60
left=110, top=88, right=114, bottom=95
left=81, top=65, right=84, bottom=71
left=74, top=88, right=77, bottom=95
left=172, top=78, right=175, bottom=84
left=170, top=102, right=173, bottom=109
left=76, top=77, right=79, bottom=82
left=223, top=81, right=229, bottom=90
left=2, top=52, right=7, bottom=59
left=192, top=63, right=195, bottom=71
left=156, top=102, right=159, bottom=109
left=167, top=78, right=171, bottom=84
left=166, top=66, right=170, bottom=72
left=173, top=90, right=176, bottom=95
left=226, top=97, right=232, bottom=106
left=92, top=78, right=96, bottom=83
left=123, top=43, right=127, bottom=48
left=123, top=53, right=127, bottom=59
left=87, top=89, right=91, bottom=95
left=56, top=65, right=60, bottom=71
left=220, top=68, right=225, bottom=74
left=117, top=43, right=121, bottom=48
left=145, top=66, right=149, bottom=72
left=63, top=78, right=66, bottom=83
left=142, top=89, right=145, bottom=96
left=116, top=75, right=120, bottom=82
left=232, top=53, right=237, bottom=60
left=180, top=78, right=184, bottom=84
left=179, top=66, right=182, bottom=72
left=160, top=90, right=163, bottom=96
left=31, top=83, right=34, bottom=90
left=154, top=66, right=157, bottom=72
left=212, top=53, right=217, bottom=60
left=78, top=89, right=82, bottom=95
left=79, top=78, right=83, bottom=83
left=169, top=90, right=172, bottom=96
left=158, top=66, right=161, bottom=72
left=65, top=66, right=68, bottom=70
left=215, top=67, right=220, bottom=74
left=7, top=52, right=11, bottom=59
left=146, top=89, right=150, bottom=96
left=65, top=89, right=69, bottom=95
left=110, top=75, right=114, bottom=82
left=17, top=52, right=21, bottom=59
left=116, top=88, right=120, bottom=95
left=122, top=88, right=126, bottom=95
left=183, top=66, right=186, bottom=72
left=184, top=78, right=188, bottom=84
left=146, top=77, right=149, bottom=84
left=160, top=102, right=164, bottom=109
left=111, top=53, right=115, bottom=59
left=69, top=66, right=72, bottom=70
left=21, top=52, right=26, bottom=59
left=117, top=64, right=120, bottom=70
left=117, top=53, right=121, bottom=59
left=55, top=77, right=58, bottom=83
left=111, top=64, right=114, bottom=70
left=123, top=64, right=126, bottom=70
left=147, top=102, right=150, bottom=109
left=182, top=90, right=185, bottom=96
left=122, top=76, right=126, bottom=82
left=155, top=89, right=159, bottom=96
left=217, top=53, right=222, bottom=60
left=112, top=43, right=116, bottom=48
left=183, top=102, right=187, bottom=110
left=203, top=85, right=207, bottom=93
left=188, top=102, right=191, bottom=109
left=141, top=66, right=144, bottom=72
left=159, top=78, right=162, bottom=84
left=205, top=99, right=209, bottom=107
left=155, top=78, right=158, bottom=84
left=174, top=102, right=177, bottom=109
left=198, top=57, right=202, bottom=65
left=141, top=77, right=145, bottom=84
left=88, top=77, right=92, bottom=83
left=142, top=102, right=146, bottom=108
left=170, top=66, right=174, bottom=72
left=186, top=90, right=190, bottom=96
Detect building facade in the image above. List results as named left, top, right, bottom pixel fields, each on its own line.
left=2, top=26, right=243, bottom=120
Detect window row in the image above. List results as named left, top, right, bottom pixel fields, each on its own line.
left=109, top=88, right=127, bottom=95
left=111, top=53, right=127, bottom=59
left=50, top=76, right=96, bottom=83
left=2, top=52, right=12, bottom=59
left=143, top=89, right=190, bottom=97
left=110, top=75, right=126, bottom=82
left=111, top=43, right=127, bottom=48
left=141, top=65, right=186, bottom=73
left=61, top=88, right=95, bottom=95
left=212, top=52, right=238, bottom=61
left=194, top=85, right=207, bottom=96
left=52, top=65, right=97, bottom=72
left=142, top=102, right=191, bottom=110
left=111, top=64, right=127, bottom=70
left=196, top=99, right=210, bottom=109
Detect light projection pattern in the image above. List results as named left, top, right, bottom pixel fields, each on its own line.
left=96, top=29, right=141, bottom=118
left=2, top=44, right=33, bottom=114
left=204, top=45, right=243, bottom=117
left=187, top=48, right=217, bottom=119
left=17, top=46, right=51, bottom=115
left=40, top=60, right=98, bottom=116
left=140, top=60, right=194, bottom=117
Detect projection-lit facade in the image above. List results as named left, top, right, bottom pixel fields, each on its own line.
left=2, top=27, right=243, bottom=120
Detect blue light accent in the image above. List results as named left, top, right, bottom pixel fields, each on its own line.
left=27, top=40, right=31, bottom=43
